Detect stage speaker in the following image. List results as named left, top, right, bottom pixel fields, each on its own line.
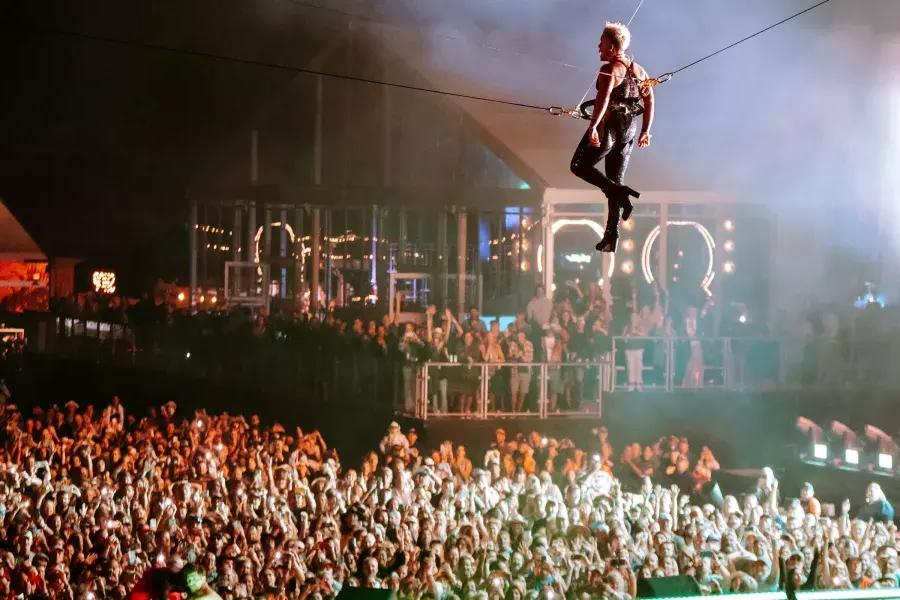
left=336, top=588, right=397, bottom=600
left=636, top=575, right=701, bottom=598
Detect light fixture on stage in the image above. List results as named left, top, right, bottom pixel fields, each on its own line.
left=865, top=425, right=897, bottom=473
left=797, top=417, right=826, bottom=462
left=724, top=240, right=735, bottom=252
left=724, top=220, right=735, bottom=232
left=831, top=421, right=859, bottom=468
left=622, top=219, right=634, bottom=231
left=177, top=292, right=186, bottom=302
left=622, top=261, right=634, bottom=274
left=642, top=221, right=716, bottom=296
left=621, top=239, right=634, bottom=251
left=723, top=261, right=735, bottom=274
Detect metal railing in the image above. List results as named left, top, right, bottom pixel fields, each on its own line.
left=42, top=315, right=900, bottom=403
left=611, top=336, right=731, bottom=392
left=400, top=359, right=613, bottom=420
left=607, top=335, right=900, bottom=392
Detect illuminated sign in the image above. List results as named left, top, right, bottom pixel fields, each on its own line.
left=91, top=271, right=116, bottom=294
left=564, top=253, right=592, bottom=264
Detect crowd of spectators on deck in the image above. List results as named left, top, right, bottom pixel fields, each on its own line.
left=1, top=395, right=898, bottom=599
left=20, top=276, right=900, bottom=405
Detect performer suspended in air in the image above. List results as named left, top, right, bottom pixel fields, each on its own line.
left=570, top=21, right=654, bottom=252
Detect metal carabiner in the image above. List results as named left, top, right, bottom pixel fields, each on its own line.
left=640, top=72, right=674, bottom=91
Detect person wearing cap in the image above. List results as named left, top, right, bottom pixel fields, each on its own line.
left=799, top=482, right=821, bottom=517
left=875, top=545, right=900, bottom=587
left=405, top=427, right=422, bottom=459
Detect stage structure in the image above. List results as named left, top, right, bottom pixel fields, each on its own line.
left=188, top=188, right=772, bottom=329
left=187, top=197, right=529, bottom=317
left=538, top=188, right=772, bottom=328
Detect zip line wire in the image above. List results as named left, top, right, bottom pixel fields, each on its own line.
left=15, top=0, right=833, bottom=117
left=626, top=0, right=646, bottom=26
left=18, top=25, right=552, bottom=111
left=666, top=0, right=831, bottom=77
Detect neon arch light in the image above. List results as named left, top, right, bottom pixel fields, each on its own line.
left=254, top=222, right=308, bottom=278
left=641, top=220, right=716, bottom=296
left=537, top=218, right=615, bottom=281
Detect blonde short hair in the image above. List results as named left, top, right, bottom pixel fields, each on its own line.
left=602, top=22, right=631, bottom=51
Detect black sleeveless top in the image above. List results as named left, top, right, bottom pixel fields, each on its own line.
left=598, top=58, right=643, bottom=114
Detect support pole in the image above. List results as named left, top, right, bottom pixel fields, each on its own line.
left=247, top=202, right=257, bottom=264
left=312, top=209, right=321, bottom=314
left=294, top=207, right=304, bottom=302
left=437, top=210, right=448, bottom=308
left=280, top=208, right=288, bottom=298
left=371, top=205, right=378, bottom=295
left=189, top=197, right=198, bottom=310
left=325, top=210, right=333, bottom=306
left=263, top=207, right=272, bottom=294
left=456, top=209, right=467, bottom=317
left=233, top=204, right=242, bottom=262
left=543, top=203, right=554, bottom=298
left=199, top=204, right=207, bottom=299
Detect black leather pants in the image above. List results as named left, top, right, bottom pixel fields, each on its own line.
left=569, top=112, right=638, bottom=232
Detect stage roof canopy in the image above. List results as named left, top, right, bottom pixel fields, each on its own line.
left=0, top=200, right=46, bottom=261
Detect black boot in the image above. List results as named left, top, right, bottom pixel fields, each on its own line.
left=595, top=229, right=619, bottom=253
left=612, top=184, right=639, bottom=222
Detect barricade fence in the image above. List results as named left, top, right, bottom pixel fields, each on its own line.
left=611, top=335, right=801, bottom=392
left=42, top=317, right=900, bottom=411
left=400, top=360, right=612, bottom=421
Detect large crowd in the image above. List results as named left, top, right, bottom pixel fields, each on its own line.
left=2, top=397, right=898, bottom=599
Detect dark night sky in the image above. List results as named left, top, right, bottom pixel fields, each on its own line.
left=0, top=0, right=343, bottom=288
